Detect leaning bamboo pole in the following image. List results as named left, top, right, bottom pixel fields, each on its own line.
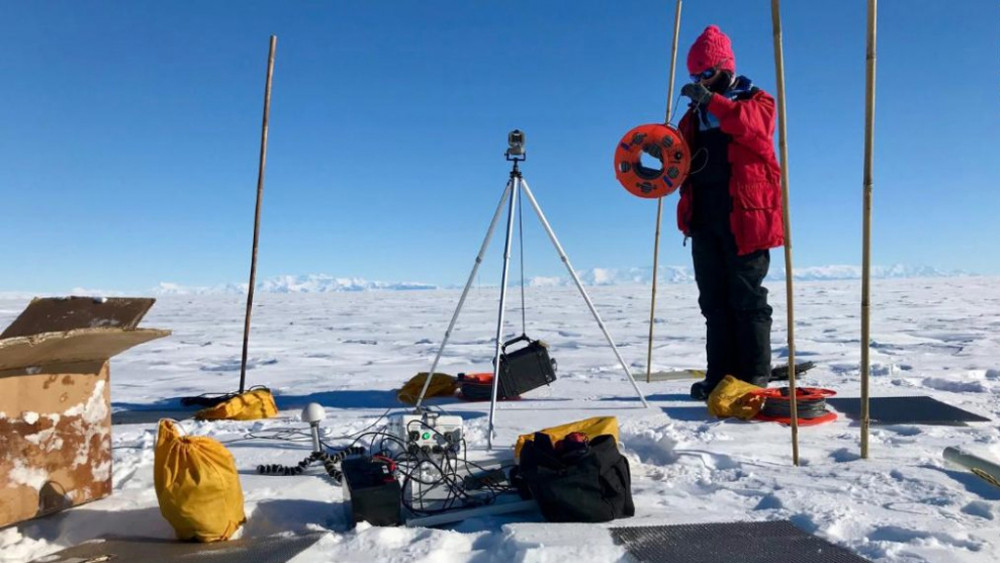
left=239, top=35, right=277, bottom=394
left=647, top=0, right=683, bottom=383
left=861, top=0, right=877, bottom=459
left=770, top=0, right=800, bottom=465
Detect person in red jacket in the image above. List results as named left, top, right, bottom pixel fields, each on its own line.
left=676, top=25, right=784, bottom=400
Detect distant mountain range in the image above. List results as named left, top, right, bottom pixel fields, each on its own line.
left=145, top=265, right=971, bottom=295
left=571, top=264, right=971, bottom=286
left=152, top=275, right=436, bottom=295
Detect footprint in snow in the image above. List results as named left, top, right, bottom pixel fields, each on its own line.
left=753, top=494, right=784, bottom=511
left=886, top=426, right=922, bottom=437
left=867, top=525, right=983, bottom=551
left=829, top=448, right=861, bottom=463
left=961, top=501, right=994, bottom=520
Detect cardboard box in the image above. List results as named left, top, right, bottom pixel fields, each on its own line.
left=0, top=297, right=170, bottom=528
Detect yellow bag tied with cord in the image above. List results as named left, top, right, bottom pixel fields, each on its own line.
left=397, top=372, right=458, bottom=404
left=514, top=416, right=619, bottom=459
left=195, top=388, right=278, bottom=421
left=154, top=419, right=246, bottom=542
left=707, top=375, right=765, bottom=420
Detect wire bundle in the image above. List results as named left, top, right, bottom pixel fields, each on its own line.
left=347, top=419, right=517, bottom=516
left=257, top=445, right=366, bottom=482
left=250, top=411, right=517, bottom=517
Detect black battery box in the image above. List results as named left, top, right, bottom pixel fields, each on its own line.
left=341, top=456, right=401, bottom=526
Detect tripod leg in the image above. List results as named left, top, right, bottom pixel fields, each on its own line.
left=519, top=179, right=650, bottom=408
left=415, top=179, right=515, bottom=409
left=487, top=176, right=520, bottom=450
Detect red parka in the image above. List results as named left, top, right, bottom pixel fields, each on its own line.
left=676, top=90, right=784, bottom=255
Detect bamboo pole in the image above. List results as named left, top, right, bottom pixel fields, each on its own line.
left=647, top=0, right=683, bottom=383
left=770, top=0, right=799, bottom=465
left=663, top=0, right=683, bottom=124
left=239, top=35, right=277, bottom=394
left=647, top=202, right=663, bottom=385
left=861, top=0, right=877, bottom=459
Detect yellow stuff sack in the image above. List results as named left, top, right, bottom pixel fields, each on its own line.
left=397, top=372, right=458, bottom=405
left=154, top=419, right=246, bottom=542
left=707, top=375, right=765, bottom=420
left=195, top=388, right=278, bottom=421
left=514, top=416, right=619, bottom=459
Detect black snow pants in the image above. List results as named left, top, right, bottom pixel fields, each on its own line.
left=691, top=217, right=773, bottom=390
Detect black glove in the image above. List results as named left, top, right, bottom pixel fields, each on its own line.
left=681, top=82, right=713, bottom=106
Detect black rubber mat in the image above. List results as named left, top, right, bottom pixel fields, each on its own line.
left=33, top=533, right=323, bottom=563
left=610, top=520, right=870, bottom=563
left=826, top=396, right=990, bottom=426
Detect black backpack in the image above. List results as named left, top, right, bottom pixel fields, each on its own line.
left=516, top=433, right=634, bottom=523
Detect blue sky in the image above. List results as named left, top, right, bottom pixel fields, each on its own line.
left=2, top=1, right=997, bottom=292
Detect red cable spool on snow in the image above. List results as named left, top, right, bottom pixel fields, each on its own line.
left=752, top=386, right=838, bottom=426
left=614, top=123, right=691, bottom=199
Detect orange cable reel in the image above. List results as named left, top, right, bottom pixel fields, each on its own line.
left=750, top=386, right=839, bottom=426
left=614, top=123, right=691, bottom=199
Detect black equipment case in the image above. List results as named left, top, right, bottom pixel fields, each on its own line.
left=497, top=335, right=557, bottom=398
left=457, top=335, right=557, bottom=401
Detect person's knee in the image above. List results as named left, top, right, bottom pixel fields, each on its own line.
left=728, top=298, right=771, bottom=318
left=727, top=280, right=769, bottom=312
left=698, top=296, right=728, bottom=318
left=734, top=306, right=772, bottom=323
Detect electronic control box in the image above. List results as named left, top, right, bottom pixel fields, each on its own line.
left=387, top=413, right=464, bottom=455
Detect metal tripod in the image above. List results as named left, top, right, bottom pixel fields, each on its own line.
left=414, top=156, right=650, bottom=450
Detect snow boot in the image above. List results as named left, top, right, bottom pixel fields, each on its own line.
left=690, top=380, right=715, bottom=401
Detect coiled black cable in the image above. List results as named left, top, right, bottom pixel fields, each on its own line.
left=759, top=387, right=832, bottom=419
left=257, top=445, right=366, bottom=483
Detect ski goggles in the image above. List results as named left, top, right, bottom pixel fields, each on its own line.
left=690, top=67, right=718, bottom=83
